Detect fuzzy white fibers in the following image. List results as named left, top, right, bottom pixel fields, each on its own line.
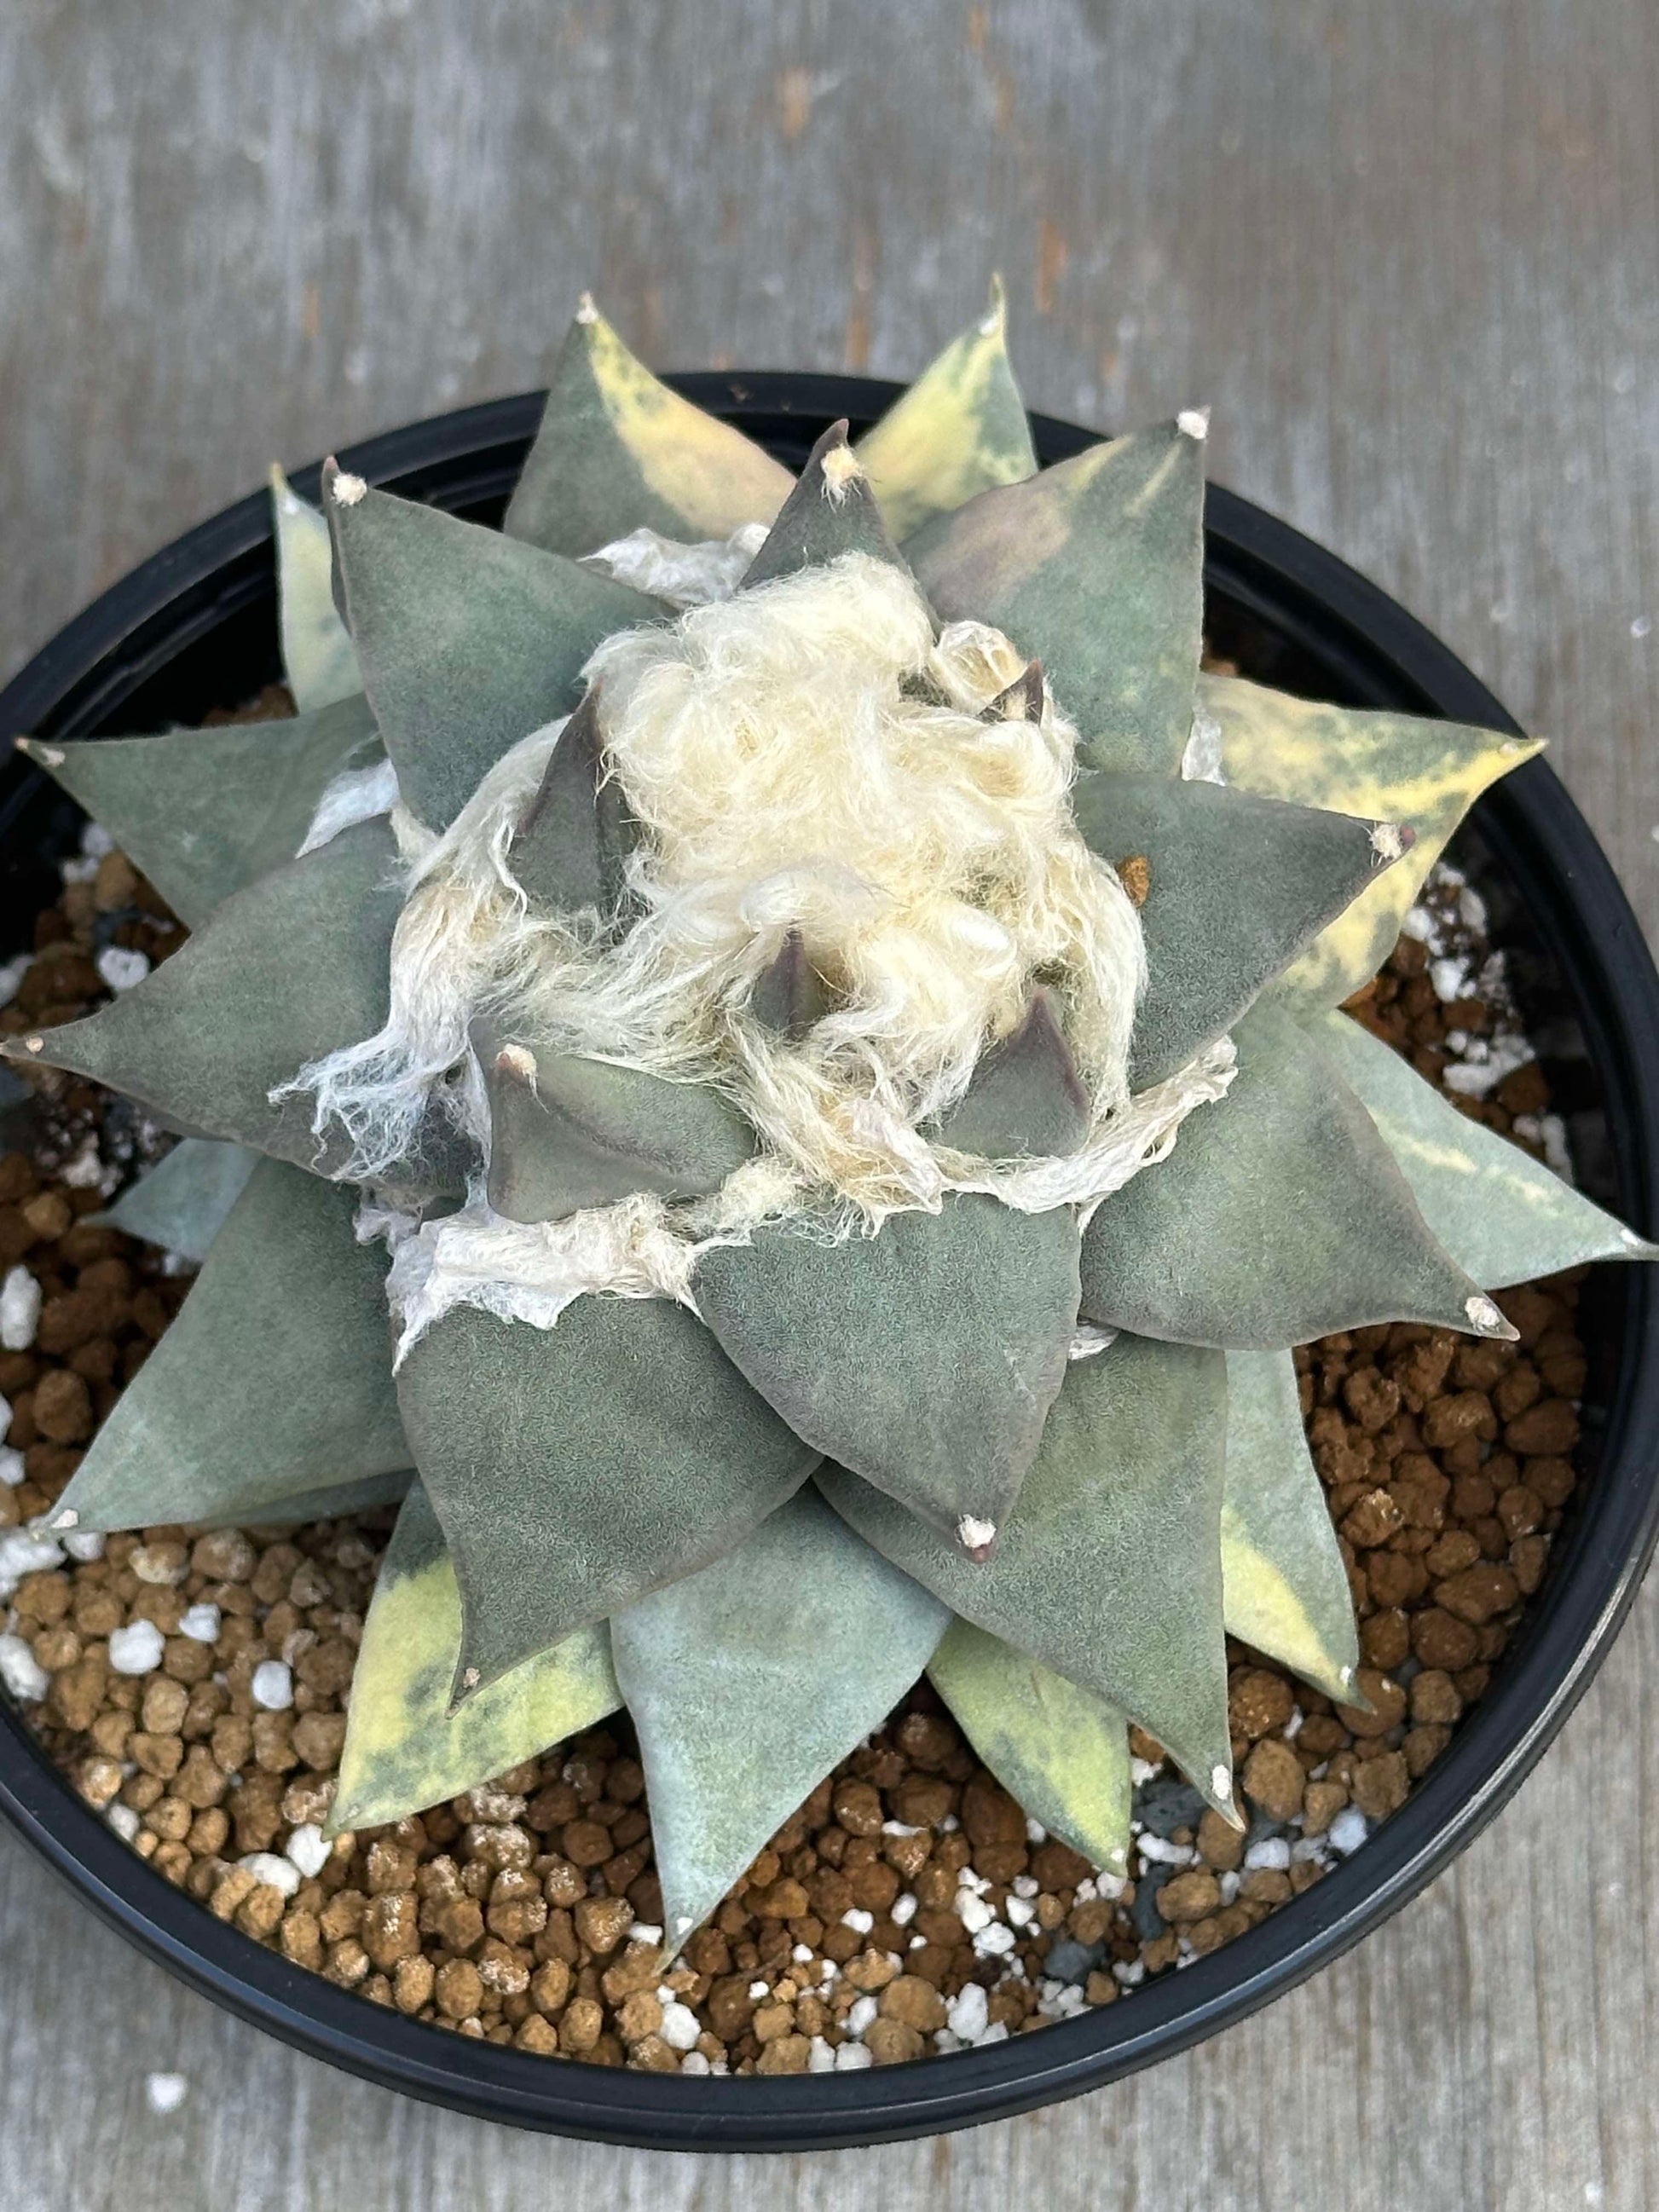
left=273, top=723, right=567, bottom=1179
left=279, top=553, right=1147, bottom=1216
left=584, top=523, right=769, bottom=607
left=297, top=755, right=402, bottom=856
left=370, top=1037, right=1236, bottom=1359
left=555, top=553, right=1147, bottom=1209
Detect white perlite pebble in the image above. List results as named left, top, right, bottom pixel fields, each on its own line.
left=251, top=1659, right=294, bottom=1710
left=240, top=1851, right=302, bottom=1898
left=747, top=1980, right=768, bottom=2001
left=178, top=1603, right=221, bottom=1643
left=956, top=1890, right=993, bottom=1934
left=0, top=1266, right=41, bottom=1350
left=890, top=1892, right=917, bottom=1926
left=0, top=954, right=30, bottom=1009
left=834, top=2041, right=873, bottom=2071
left=972, top=1921, right=1018, bottom=1960
left=1136, top=1834, right=1194, bottom=1866
left=0, top=1525, right=64, bottom=1596
left=60, top=1139, right=108, bottom=1190
left=81, top=823, right=115, bottom=858
left=108, top=1619, right=165, bottom=1675
left=840, top=1906, right=874, bottom=1933
left=285, top=1823, right=332, bottom=1880
left=846, top=1995, right=879, bottom=2036
left=63, top=1528, right=104, bottom=1562
left=946, top=1982, right=989, bottom=2041
left=95, top=945, right=151, bottom=992
left=807, top=2036, right=836, bottom=2073
left=679, top=2052, right=711, bottom=2076
left=0, top=1632, right=49, bottom=1701
left=144, top=2072, right=188, bottom=2116
left=1244, top=1838, right=1292, bottom=1872
left=107, top=1803, right=140, bottom=1842
left=659, top=2001, right=701, bottom=2052
left=0, top=1447, right=24, bottom=1487
left=1327, top=1806, right=1369, bottom=1857
left=1430, top=954, right=1469, bottom=1003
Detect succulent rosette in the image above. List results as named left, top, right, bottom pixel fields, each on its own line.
left=13, top=286, right=1651, bottom=1949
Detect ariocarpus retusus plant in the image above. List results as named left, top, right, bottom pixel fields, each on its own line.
left=14, top=284, right=1651, bottom=1949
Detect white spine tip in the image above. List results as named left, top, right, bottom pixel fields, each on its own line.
left=1176, top=407, right=1211, bottom=442
left=23, top=1036, right=42, bottom=1054
left=957, top=1514, right=997, bottom=1560
left=496, top=1043, right=537, bottom=1085
left=330, top=471, right=367, bottom=509
left=30, top=742, right=65, bottom=766
left=1210, top=1764, right=1232, bottom=1800
left=461, top=1666, right=480, bottom=1690
left=1465, top=1293, right=1506, bottom=1333
left=575, top=292, right=599, bottom=325
left=1369, top=821, right=1409, bottom=863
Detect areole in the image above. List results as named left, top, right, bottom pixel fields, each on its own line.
left=0, top=376, right=1655, bottom=2152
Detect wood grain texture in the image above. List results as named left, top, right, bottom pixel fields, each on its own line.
left=1, top=1, right=1656, bottom=2205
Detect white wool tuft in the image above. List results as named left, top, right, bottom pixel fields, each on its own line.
left=298, top=755, right=402, bottom=856
left=272, top=719, right=569, bottom=1180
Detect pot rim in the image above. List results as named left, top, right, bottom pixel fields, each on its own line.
left=0, top=373, right=1655, bottom=2153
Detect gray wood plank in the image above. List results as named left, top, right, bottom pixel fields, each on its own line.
left=0, top=1, right=1655, bottom=2205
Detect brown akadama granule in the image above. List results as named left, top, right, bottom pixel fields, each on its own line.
left=0, top=819, right=1591, bottom=2074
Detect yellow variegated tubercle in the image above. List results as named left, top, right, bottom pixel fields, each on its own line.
left=13, top=280, right=1652, bottom=1955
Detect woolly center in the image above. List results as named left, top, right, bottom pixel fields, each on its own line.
left=284, top=552, right=1152, bottom=1220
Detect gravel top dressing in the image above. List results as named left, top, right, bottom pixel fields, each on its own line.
left=0, top=793, right=1590, bottom=2078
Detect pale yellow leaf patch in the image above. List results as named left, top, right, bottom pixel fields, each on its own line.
left=1200, top=672, right=1542, bottom=1010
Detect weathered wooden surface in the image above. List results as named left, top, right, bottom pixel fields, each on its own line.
left=1, top=2, right=1656, bottom=2206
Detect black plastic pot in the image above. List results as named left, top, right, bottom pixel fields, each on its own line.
left=1, top=377, right=1656, bottom=2154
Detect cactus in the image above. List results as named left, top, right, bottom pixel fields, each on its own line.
left=14, top=286, right=1653, bottom=1953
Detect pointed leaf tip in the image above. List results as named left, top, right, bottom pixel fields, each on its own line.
left=1316, top=1008, right=1659, bottom=1287
left=1081, top=1002, right=1506, bottom=1349
left=327, top=479, right=658, bottom=829
left=696, top=1196, right=1080, bottom=1546
left=506, top=300, right=789, bottom=558
left=269, top=462, right=363, bottom=712
left=481, top=1031, right=754, bottom=1225
left=818, top=1334, right=1234, bottom=1816
left=398, top=1300, right=815, bottom=1702
left=860, top=284, right=1036, bottom=540
left=749, top=927, right=835, bottom=1040
left=508, top=684, right=636, bottom=916
left=931, top=988, right=1090, bottom=1161
left=908, top=418, right=1203, bottom=774
left=610, top=1493, right=946, bottom=1942
left=986, top=659, right=1044, bottom=724
left=928, top=1620, right=1133, bottom=1874
left=742, top=418, right=904, bottom=589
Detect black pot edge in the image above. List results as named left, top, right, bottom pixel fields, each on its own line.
left=0, top=374, right=1655, bottom=2154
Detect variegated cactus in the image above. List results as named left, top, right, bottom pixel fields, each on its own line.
left=14, top=286, right=1652, bottom=1951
